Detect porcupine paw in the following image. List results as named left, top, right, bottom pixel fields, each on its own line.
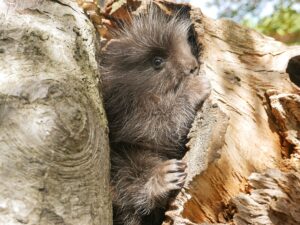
left=154, top=159, right=187, bottom=192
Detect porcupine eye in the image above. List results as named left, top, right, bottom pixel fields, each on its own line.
left=152, top=56, right=164, bottom=70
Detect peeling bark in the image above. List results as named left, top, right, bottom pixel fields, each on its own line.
left=0, top=1, right=111, bottom=224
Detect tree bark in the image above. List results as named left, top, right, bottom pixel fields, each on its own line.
left=0, top=1, right=112, bottom=225
left=161, top=3, right=300, bottom=225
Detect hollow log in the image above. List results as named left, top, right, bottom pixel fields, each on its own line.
left=161, top=3, right=300, bottom=225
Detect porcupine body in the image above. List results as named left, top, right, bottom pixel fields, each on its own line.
left=100, top=5, right=210, bottom=225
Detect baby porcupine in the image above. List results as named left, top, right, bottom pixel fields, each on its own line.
left=100, top=5, right=210, bottom=225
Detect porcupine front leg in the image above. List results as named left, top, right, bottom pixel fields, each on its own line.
left=111, top=149, right=187, bottom=225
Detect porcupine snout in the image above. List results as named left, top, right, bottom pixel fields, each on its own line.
left=182, top=56, right=199, bottom=76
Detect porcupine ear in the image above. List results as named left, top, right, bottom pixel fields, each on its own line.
left=147, top=2, right=200, bottom=58
left=105, top=2, right=175, bottom=41
left=102, top=39, right=123, bottom=54
left=99, top=39, right=124, bottom=71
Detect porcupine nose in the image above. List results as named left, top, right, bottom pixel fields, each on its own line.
left=184, top=57, right=199, bottom=76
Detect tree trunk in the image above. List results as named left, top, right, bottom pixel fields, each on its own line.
left=0, top=1, right=112, bottom=225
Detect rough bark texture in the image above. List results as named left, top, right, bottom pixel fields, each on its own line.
left=231, top=169, right=300, bottom=225
left=0, top=1, right=112, bottom=225
left=161, top=4, right=300, bottom=225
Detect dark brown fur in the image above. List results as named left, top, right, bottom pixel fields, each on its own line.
left=100, top=5, right=210, bottom=225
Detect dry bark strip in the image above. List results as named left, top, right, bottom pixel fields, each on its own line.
left=0, top=0, right=111, bottom=224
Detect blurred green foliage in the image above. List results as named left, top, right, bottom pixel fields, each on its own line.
left=207, top=0, right=300, bottom=44
left=249, top=6, right=300, bottom=44
left=256, top=7, right=300, bottom=35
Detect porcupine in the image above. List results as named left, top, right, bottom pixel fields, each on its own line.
left=100, top=4, right=210, bottom=225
